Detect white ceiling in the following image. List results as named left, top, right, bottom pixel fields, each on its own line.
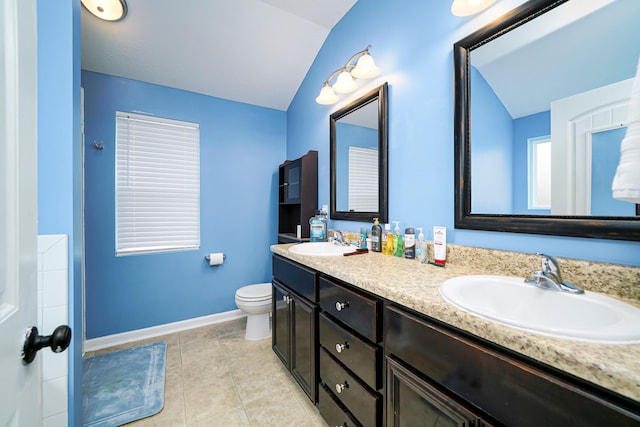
left=81, top=0, right=357, bottom=111
left=472, top=0, right=640, bottom=119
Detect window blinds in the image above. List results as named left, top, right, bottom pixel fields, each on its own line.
left=115, top=111, right=200, bottom=255
left=348, top=146, right=379, bottom=212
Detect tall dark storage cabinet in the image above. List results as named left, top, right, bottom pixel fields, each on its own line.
left=278, top=150, right=318, bottom=243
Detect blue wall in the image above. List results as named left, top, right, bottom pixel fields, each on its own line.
left=470, top=66, right=514, bottom=214
left=287, top=0, right=640, bottom=265
left=82, top=71, right=286, bottom=338
left=37, top=0, right=82, bottom=424
left=513, top=111, right=551, bottom=214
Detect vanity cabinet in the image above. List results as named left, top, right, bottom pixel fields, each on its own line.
left=271, top=255, right=318, bottom=402
left=384, top=304, right=640, bottom=427
left=278, top=150, right=317, bottom=243
left=317, top=276, right=383, bottom=427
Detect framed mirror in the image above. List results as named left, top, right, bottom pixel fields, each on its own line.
left=330, top=82, right=388, bottom=223
left=454, top=0, right=640, bottom=241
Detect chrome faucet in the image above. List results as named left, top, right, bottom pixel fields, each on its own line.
left=524, top=253, right=584, bottom=294
left=333, top=230, right=348, bottom=246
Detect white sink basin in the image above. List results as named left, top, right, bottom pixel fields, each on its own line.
left=289, top=242, right=357, bottom=256
left=440, top=275, right=640, bottom=344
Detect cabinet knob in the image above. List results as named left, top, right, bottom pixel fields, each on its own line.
left=335, top=301, right=349, bottom=311
left=335, top=381, right=349, bottom=394
left=335, top=342, right=349, bottom=353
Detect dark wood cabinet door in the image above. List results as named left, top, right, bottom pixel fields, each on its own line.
left=291, top=293, right=317, bottom=402
left=272, top=282, right=290, bottom=369
left=282, top=160, right=302, bottom=204
left=386, top=356, right=482, bottom=427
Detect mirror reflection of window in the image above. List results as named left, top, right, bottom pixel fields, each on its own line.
left=528, top=136, right=551, bottom=211
left=348, top=146, right=378, bottom=212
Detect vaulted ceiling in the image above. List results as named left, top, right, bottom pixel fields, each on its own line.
left=81, top=0, right=357, bottom=111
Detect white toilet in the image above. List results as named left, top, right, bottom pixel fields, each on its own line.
left=234, top=282, right=272, bottom=340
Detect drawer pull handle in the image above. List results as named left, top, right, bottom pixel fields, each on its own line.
left=335, top=381, right=349, bottom=394
left=335, top=342, right=349, bottom=353
left=335, top=301, right=349, bottom=311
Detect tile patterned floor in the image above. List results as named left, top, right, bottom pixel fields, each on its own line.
left=84, top=318, right=329, bottom=427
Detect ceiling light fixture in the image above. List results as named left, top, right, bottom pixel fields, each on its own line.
left=81, top=0, right=128, bottom=21
left=451, top=0, right=496, bottom=16
left=315, top=45, right=380, bottom=105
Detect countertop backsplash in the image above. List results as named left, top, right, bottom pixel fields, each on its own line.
left=329, top=229, right=640, bottom=302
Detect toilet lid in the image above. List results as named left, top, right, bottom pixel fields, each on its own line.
left=236, top=282, right=272, bottom=300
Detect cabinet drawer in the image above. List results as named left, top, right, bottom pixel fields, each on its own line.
left=272, top=255, right=317, bottom=302
left=318, top=383, right=359, bottom=427
left=320, top=347, right=381, bottom=427
left=319, top=276, right=381, bottom=342
left=320, top=313, right=380, bottom=390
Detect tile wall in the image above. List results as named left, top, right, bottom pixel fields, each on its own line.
left=37, top=235, right=69, bottom=427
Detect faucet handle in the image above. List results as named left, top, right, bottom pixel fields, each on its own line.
left=535, top=253, right=563, bottom=283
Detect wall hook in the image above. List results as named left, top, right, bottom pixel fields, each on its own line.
left=93, top=140, right=104, bottom=150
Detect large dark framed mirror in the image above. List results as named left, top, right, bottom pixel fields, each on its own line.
left=454, top=0, right=640, bottom=241
left=330, top=82, right=388, bottom=223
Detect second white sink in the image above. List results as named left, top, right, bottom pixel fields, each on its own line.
left=440, top=275, right=640, bottom=344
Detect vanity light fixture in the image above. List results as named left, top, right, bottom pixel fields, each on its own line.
left=315, top=45, right=380, bottom=105
left=81, top=0, right=128, bottom=21
left=451, top=0, right=496, bottom=16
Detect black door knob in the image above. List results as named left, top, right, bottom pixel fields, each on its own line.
left=22, top=325, right=71, bottom=365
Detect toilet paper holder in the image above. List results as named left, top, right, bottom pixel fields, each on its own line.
left=204, top=253, right=226, bottom=261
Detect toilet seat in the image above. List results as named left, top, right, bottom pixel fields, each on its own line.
left=235, top=282, right=271, bottom=301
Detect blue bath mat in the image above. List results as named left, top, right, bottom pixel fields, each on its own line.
left=82, top=341, right=167, bottom=427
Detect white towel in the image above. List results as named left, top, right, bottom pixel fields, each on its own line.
left=612, top=56, right=640, bottom=204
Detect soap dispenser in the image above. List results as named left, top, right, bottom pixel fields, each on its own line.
left=371, top=218, right=382, bottom=252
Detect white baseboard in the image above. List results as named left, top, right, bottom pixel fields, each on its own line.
left=83, top=309, right=246, bottom=353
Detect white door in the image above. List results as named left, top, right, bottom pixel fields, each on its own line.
left=0, top=0, right=41, bottom=425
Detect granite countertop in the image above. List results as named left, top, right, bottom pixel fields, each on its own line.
left=270, top=243, right=640, bottom=402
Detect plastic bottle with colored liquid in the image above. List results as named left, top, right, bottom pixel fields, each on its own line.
left=384, top=223, right=393, bottom=255
left=393, top=221, right=403, bottom=257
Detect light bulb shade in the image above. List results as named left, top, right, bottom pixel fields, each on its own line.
left=81, top=0, right=128, bottom=21
left=333, top=71, right=358, bottom=93
left=315, top=85, right=339, bottom=105
left=451, top=0, right=496, bottom=16
left=351, top=54, right=380, bottom=79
